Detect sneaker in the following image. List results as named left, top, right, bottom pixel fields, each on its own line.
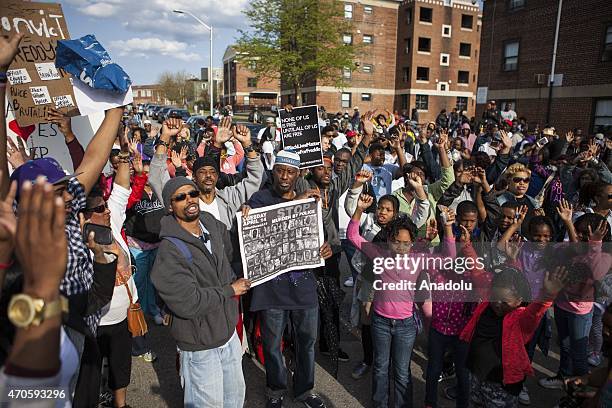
left=351, top=361, right=370, bottom=379
left=301, top=394, right=326, bottom=408
left=539, top=374, right=564, bottom=390
left=344, top=277, right=354, bottom=287
left=443, top=385, right=457, bottom=401
left=266, top=396, right=283, bottom=408
left=154, top=314, right=164, bottom=325
left=321, top=348, right=349, bottom=362
left=588, top=351, right=602, bottom=367
left=138, top=351, right=157, bottom=363
left=519, top=384, right=531, bottom=405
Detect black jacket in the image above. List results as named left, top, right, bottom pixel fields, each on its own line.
left=151, top=212, right=238, bottom=351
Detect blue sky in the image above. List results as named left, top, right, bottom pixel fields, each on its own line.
left=53, top=0, right=249, bottom=85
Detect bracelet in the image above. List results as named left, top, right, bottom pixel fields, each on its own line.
left=0, top=259, right=14, bottom=270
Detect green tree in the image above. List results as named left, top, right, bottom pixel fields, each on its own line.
left=157, top=71, right=195, bottom=106
left=236, top=0, right=356, bottom=106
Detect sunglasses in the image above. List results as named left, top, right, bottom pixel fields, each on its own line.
left=86, top=203, right=108, bottom=213
left=172, top=190, right=200, bottom=202
left=512, top=177, right=531, bottom=184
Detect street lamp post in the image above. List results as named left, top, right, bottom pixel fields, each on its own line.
left=173, top=9, right=214, bottom=117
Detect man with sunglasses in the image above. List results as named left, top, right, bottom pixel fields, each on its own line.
left=151, top=176, right=250, bottom=408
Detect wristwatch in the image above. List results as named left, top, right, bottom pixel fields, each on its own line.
left=8, top=294, right=68, bottom=328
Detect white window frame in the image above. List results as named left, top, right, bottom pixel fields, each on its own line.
left=361, top=93, right=372, bottom=102
left=244, top=95, right=250, bottom=105
left=504, top=41, right=519, bottom=71
left=437, top=82, right=449, bottom=92
left=343, top=34, right=353, bottom=45
left=363, top=34, right=373, bottom=44
left=442, top=24, right=452, bottom=38
left=362, top=64, right=374, bottom=74
left=341, top=92, right=351, bottom=108
left=343, top=67, right=352, bottom=79
left=364, top=5, right=373, bottom=14
left=440, top=53, right=450, bottom=66
left=415, top=94, right=429, bottom=111
left=344, top=4, right=353, bottom=19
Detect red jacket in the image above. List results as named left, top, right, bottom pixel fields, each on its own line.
left=460, top=300, right=552, bottom=385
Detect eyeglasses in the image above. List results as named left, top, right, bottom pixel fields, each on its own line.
left=86, top=203, right=108, bottom=213
left=171, top=190, right=200, bottom=202
left=512, top=177, right=531, bottom=184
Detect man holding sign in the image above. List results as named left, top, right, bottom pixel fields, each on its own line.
left=243, top=150, right=333, bottom=408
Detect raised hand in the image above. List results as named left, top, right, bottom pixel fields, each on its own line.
left=543, top=266, right=569, bottom=299
left=357, top=193, right=373, bottom=211
left=132, top=151, right=143, bottom=175
left=170, top=150, right=182, bottom=168
left=515, top=205, right=529, bottom=225
left=564, top=131, right=574, bottom=144
left=46, top=108, right=74, bottom=138
left=556, top=199, right=573, bottom=224
left=435, top=128, right=448, bottom=150
left=161, top=118, right=183, bottom=140
left=533, top=208, right=546, bottom=217
left=7, top=137, right=33, bottom=169
left=354, top=170, right=373, bottom=185
left=457, top=166, right=474, bottom=185
left=390, top=135, right=402, bottom=152
left=499, top=130, right=512, bottom=151
left=0, top=32, right=24, bottom=69
left=215, top=116, right=233, bottom=146
left=504, top=234, right=524, bottom=260
left=458, top=224, right=471, bottom=243
left=361, top=111, right=375, bottom=136
left=588, top=220, right=609, bottom=242
left=425, top=218, right=438, bottom=241
left=471, top=167, right=487, bottom=185
left=233, top=124, right=252, bottom=147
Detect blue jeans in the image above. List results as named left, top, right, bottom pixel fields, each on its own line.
left=371, top=312, right=417, bottom=408
left=424, top=327, right=470, bottom=408
left=554, top=305, right=593, bottom=377
left=179, top=331, right=245, bottom=408
left=526, top=314, right=548, bottom=362
left=341, top=239, right=359, bottom=281
left=129, top=247, right=160, bottom=317
left=261, top=307, right=318, bottom=401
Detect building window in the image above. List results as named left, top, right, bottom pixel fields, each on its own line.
left=461, top=14, right=473, bottom=29
left=341, top=93, right=352, bottom=108
left=363, top=34, right=373, bottom=44
left=594, top=99, right=612, bottom=132
left=401, top=94, right=408, bottom=110
left=418, top=37, right=431, bottom=52
left=438, top=82, right=448, bottom=92
left=146, top=89, right=152, bottom=97
left=361, top=93, right=372, bottom=101
left=343, top=67, right=352, bottom=79
left=509, top=0, right=525, bottom=10
left=302, top=93, right=308, bottom=104
left=503, top=40, right=519, bottom=71
left=459, top=42, right=471, bottom=57
left=343, top=34, right=353, bottom=45
left=416, top=66, right=429, bottom=81
left=405, top=38, right=411, bottom=54
left=458, top=70, right=470, bottom=84
left=442, top=25, right=451, bottom=38
left=344, top=4, right=353, bottom=19
left=420, top=7, right=433, bottom=23
left=248, top=61, right=257, bottom=70
left=440, top=53, right=450, bottom=66
left=603, top=25, right=612, bottom=61
left=362, top=64, right=374, bottom=73
left=406, top=9, right=412, bottom=25
left=416, top=94, right=429, bottom=110
left=247, top=77, right=257, bottom=87
left=243, top=96, right=250, bottom=105
left=456, top=97, right=468, bottom=110
left=402, top=67, right=410, bottom=82
left=364, top=5, right=373, bottom=14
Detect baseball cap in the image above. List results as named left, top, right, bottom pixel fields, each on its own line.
left=10, top=158, right=79, bottom=188
left=143, top=120, right=151, bottom=125
left=266, top=117, right=275, bottom=124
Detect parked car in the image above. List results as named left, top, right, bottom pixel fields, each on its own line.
left=237, top=122, right=265, bottom=145
left=151, top=105, right=166, bottom=120
left=167, top=109, right=190, bottom=121
left=157, top=107, right=174, bottom=122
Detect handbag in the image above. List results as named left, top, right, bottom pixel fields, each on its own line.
left=121, top=275, right=148, bottom=337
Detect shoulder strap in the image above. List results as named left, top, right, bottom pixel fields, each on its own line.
left=163, top=237, right=193, bottom=264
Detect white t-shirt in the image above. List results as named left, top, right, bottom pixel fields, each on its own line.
left=200, top=198, right=221, bottom=221
left=262, top=141, right=276, bottom=170
left=500, top=110, right=517, bottom=121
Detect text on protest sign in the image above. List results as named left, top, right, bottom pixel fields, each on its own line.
left=279, top=105, right=323, bottom=169
left=2, top=1, right=80, bottom=126
left=236, top=198, right=325, bottom=287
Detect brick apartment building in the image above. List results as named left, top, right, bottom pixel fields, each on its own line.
left=132, top=85, right=166, bottom=105
left=476, top=0, right=612, bottom=134
left=222, top=46, right=280, bottom=109
left=278, top=0, right=481, bottom=123
left=397, top=0, right=481, bottom=123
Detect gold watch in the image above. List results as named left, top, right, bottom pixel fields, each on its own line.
left=8, top=294, right=68, bottom=329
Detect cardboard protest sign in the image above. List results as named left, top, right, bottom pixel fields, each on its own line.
left=5, top=95, right=106, bottom=174
left=279, top=105, right=323, bottom=169
left=236, top=199, right=325, bottom=287
left=2, top=1, right=80, bottom=126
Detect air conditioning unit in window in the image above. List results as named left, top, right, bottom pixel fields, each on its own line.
left=535, top=74, right=547, bottom=85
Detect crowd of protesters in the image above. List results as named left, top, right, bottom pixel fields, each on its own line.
left=1, top=32, right=612, bottom=408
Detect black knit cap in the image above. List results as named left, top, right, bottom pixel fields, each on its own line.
left=192, top=154, right=220, bottom=175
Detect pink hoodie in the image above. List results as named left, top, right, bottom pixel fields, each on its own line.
left=460, top=122, right=477, bottom=151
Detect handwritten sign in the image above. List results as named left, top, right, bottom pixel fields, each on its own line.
left=52, top=94, right=74, bottom=109
left=2, top=1, right=80, bottom=126
left=35, top=62, right=61, bottom=80
left=279, top=105, right=323, bottom=169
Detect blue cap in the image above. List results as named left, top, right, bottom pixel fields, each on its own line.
left=10, top=158, right=77, bottom=187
